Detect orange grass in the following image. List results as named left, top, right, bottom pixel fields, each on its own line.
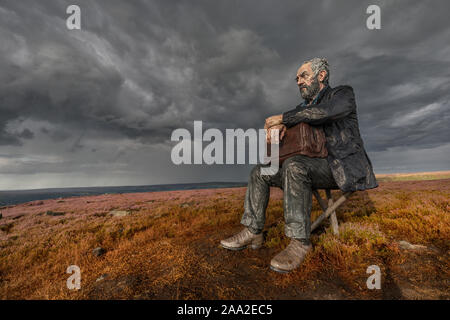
left=0, top=177, right=449, bottom=300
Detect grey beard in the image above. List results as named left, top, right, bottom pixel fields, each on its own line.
left=299, top=76, right=321, bottom=102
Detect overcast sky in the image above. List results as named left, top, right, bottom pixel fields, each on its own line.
left=0, top=0, right=449, bottom=190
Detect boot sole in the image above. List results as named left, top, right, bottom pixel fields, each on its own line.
left=220, top=243, right=262, bottom=251
left=269, top=265, right=291, bottom=274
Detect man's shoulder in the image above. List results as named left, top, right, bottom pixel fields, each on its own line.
left=329, top=85, right=354, bottom=94
left=324, top=85, right=355, bottom=101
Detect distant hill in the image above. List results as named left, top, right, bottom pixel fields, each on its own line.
left=0, top=182, right=246, bottom=206
left=376, top=170, right=450, bottom=182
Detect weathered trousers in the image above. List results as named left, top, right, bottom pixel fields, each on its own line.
left=240, top=155, right=339, bottom=240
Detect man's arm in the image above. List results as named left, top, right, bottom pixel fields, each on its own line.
left=282, top=85, right=356, bottom=127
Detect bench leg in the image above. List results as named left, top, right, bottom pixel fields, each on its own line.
left=312, top=190, right=327, bottom=211
left=311, top=191, right=353, bottom=233
left=326, top=190, right=339, bottom=235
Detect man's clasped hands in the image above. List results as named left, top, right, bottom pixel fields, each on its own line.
left=264, top=114, right=286, bottom=144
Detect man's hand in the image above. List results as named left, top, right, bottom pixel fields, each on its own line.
left=266, top=124, right=287, bottom=144
left=264, top=114, right=283, bottom=130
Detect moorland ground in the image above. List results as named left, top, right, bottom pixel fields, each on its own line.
left=0, top=171, right=449, bottom=299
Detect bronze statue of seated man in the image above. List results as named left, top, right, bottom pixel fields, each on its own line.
left=221, top=58, right=378, bottom=273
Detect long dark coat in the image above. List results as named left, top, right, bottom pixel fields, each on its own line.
left=282, top=85, right=378, bottom=192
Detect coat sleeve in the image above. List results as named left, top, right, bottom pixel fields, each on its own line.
left=282, top=86, right=356, bottom=127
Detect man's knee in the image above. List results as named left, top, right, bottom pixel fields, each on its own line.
left=250, top=164, right=272, bottom=183
left=250, top=164, right=263, bottom=178
left=250, top=163, right=279, bottom=186
left=281, top=156, right=309, bottom=179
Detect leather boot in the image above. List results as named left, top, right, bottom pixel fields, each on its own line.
left=270, top=239, right=312, bottom=273
left=220, top=227, right=264, bottom=250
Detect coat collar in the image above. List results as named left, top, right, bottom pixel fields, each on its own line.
left=316, top=85, right=332, bottom=104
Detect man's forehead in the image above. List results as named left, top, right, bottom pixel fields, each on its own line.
left=297, top=63, right=312, bottom=75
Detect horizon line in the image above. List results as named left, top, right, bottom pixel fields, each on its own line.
left=0, top=169, right=449, bottom=192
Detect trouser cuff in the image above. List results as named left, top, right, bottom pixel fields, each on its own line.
left=240, top=216, right=262, bottom=234
left=284, top=223, right=309, bottom=240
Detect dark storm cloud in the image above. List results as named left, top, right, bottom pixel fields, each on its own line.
left=334, top=53, right=450, bottom=152
left=0, top=0, right=281, bottom=144
left=0, top=0, right=449, bottom=188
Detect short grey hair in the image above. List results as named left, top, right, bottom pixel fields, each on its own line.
left=303, top=57, right=330, bottom=85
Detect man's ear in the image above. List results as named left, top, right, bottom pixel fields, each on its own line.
left=318, top=70, right=327, bottom=82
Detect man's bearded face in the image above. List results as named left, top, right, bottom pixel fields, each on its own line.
left=299, top=74, right=320, bottom=101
